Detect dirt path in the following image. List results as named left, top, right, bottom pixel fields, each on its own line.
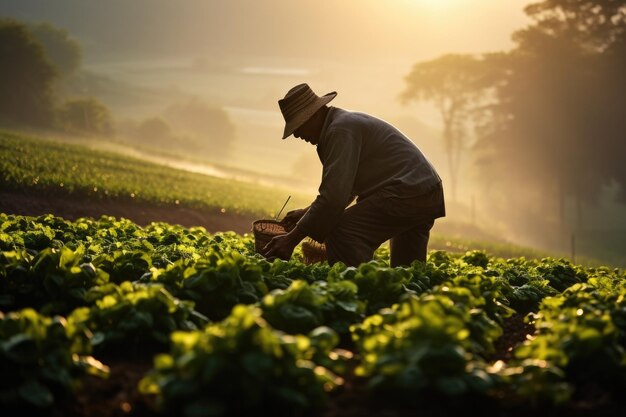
left=0, top=190, right=258, bottom=235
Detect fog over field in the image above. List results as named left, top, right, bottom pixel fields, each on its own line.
left=0, top=0, right=530, bottom=180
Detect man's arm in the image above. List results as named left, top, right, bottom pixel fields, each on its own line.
left=263, top=129, right=360, bottom=261
left=296, top=128, right=361, bottom=242
left=281, top=206, right=310, bottom=231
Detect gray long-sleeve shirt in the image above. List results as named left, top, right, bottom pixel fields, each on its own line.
left=297, top=107, right=442, bottom=242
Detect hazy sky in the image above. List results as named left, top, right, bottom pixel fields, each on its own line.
left=0, top=0, right=534, bottom=177
left=1, top=0, right=532, bottom=63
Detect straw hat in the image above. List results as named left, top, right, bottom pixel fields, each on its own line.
left=278, top=83, right=337, bottom=139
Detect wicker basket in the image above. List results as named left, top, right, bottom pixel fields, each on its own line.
left=252, top=219, right=327, bottom=264
left=252, top=219, right=287, bottom=255
left=302, top=238, right=327, bottom=264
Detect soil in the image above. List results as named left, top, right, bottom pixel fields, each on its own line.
left=1, top=190, right=625, bottom=417
left=0, top=189, right=257, bottom=234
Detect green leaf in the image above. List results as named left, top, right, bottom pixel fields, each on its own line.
left=336, top=300, right=359, bottom=313
left=435, top=376, right=467, bottom=396
left=3, top=334, right=39, bottom=363
left=18, top=380, right=54, bottom=408
left=184, top=400, right=225, bottom=417
left=242, top=351, right=273, bottom=377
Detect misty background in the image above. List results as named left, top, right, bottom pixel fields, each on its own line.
left=1, top=0, right=625, bottom=266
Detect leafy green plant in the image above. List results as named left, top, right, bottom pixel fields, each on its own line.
left=176, top=251, right=269, bottom=321
left=513, top=276, right=626, bottom=397
left=461, top=250, right=490, bottom=268
left=0, top=308, right=108, bottom=409
left=3, top=211, right=626, bottom=415
left=488, top=359, right=573, bottom=407
left=139, top=305, right=342, bottom=417
left=72, top=282, right=209, bottom=355
left=261, top=279, right=364, bottom=335
left=0, top=245, right=109, bottom=314
left=350, top=294, right=499, bottom=401
left=534, top=258, right=588, bottom=292
left=339, top=261, right=414, bottom=314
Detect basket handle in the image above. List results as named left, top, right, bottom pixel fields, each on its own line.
left=275, top=195, right=291, bottom=221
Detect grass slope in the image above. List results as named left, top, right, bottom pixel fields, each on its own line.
left=0, top=130, right=309, bottom=217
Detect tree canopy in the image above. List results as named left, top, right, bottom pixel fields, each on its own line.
left=402, top=0, right=626, bottom=233
left=30, top=22, right=81, bottom=77
left=478, top=0, right=626, bottom=214
left=400, top=54, right=500, bottom=201
left=0, top=19, right=56, bottom=127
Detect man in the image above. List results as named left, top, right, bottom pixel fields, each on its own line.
left=263, top=83, right=445, bottom=267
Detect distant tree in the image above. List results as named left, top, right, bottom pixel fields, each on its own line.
left=133, top=117, right=177, bottom=148
left=600, top=28, right=626, bottom=202
left=163, top=98, right=235, bottom=159
left=475, top=0, right=626, bottom=228
left=0, top=19, right=56, bottom=127
left=30, top=22, right=81, bottom=77
left=57, top=97, right=114, bottom=136
left=519, top=0, right=626, bottom=205
left=522, top=0, right=626, bottom=52
left=400, top=54, right=501, bottom=201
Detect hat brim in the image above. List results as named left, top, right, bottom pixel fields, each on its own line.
left=282, top=92, right=337, bottom=139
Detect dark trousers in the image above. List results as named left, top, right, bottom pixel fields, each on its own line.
left=325, top=184, right=445, bottom=267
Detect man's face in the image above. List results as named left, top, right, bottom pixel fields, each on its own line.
left=293, top=116, right=319, bottom=145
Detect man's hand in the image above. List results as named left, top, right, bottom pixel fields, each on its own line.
left=281, top=207, right=309, bottom=231
left=263, top=226, right=306, bottom=261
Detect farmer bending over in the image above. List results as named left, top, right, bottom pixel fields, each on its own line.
left=263, top=83, right=445, bottom=267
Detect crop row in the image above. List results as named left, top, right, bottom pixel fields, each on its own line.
left=0, top=130, right=309, bottom=217
left=1, top=212, right=625, bottom=416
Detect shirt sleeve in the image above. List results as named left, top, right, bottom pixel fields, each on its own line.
left=297, top=128, right=361, bottom=242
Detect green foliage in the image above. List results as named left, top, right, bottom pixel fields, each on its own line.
left=0, top=130, right=309, bottom=217
left=534, top=257, right=587, bottom=292
left=72, top=282, right=208, bottom=355
left=0, top=243, right=109, bottom=315
left=462, top=249, right=490, bottom=268
left=0, top=19, right=56, bottom=127
left=436, top=276, right=511, bottom=355
left=512, top=273, right=626, bottom=398
left=176, top=251, right=269, bottom=321
left=260, top=280, right=325, bottom=334
left=486, top=257, right=573, bottom=313
left=2, top=212, right=626, bottom=413
left=339, top=261, right=415, bottom=315
left=350, top=294, right=500, bottom=400
left=490, top=358, right=573, bottom=407
left=138, top=305, right=342, bottom=417
left=261, top=279, right=364, bottom=335
left=56, top=97, right=114, bottom=136
left=0, top=308, right=108, bottom=409
left=29, top=22, right=81, bottom=77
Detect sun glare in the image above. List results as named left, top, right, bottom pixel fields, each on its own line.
left=402, top=0, right=468, bottom=12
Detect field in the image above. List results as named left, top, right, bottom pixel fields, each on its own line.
left=2, top=213, right=626, bottom=417
left=0, top=130, right=605, bottom=265
left=2, top=130, right=626, bottom=417
left=0, top=130, right=310, bottom=219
